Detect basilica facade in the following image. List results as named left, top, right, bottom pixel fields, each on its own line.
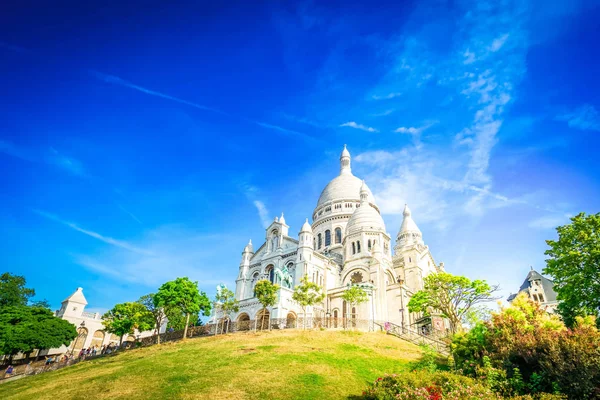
left=226, top=146, right=447, bottom=331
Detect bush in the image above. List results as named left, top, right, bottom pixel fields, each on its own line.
left=451, top=294, right=600, bottom=399
left=361, top=370, right=501, bottom=400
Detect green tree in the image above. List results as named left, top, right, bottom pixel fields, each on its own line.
left=154, top=277, right=211, bottom=339
left=543, top=212, right=600, bottom=327
left=102, top=302, right=154, bottom=345
left=253, top=279, right=279, bottom=330
left=0, top=306, right=77, bottom=361
left=341, top=285, right=369, bottom=329
left=138, top=294, right=167, bottom=344
left=214, top=287, right=239, bottom=334
left=292, top=275, right=325, bottom=329
left=408, top=272, right=499, bottom=333
left=0, top=272, right=36, bottom=308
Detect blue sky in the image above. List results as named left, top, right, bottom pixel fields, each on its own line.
left=1, top=0, right=599, bottom=313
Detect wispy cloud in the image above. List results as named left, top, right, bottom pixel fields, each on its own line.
left=117, top=204, right=143, bottom=225
left=253, top=200, right=271, bottom=228
left=340, top=121, right=378, bottom=132
left=556, top=104, right=600, bottom=132
left=371, top=109, right=395, bottom=117
left=92, top=71, right=314, bottom=140
left=528, top=214, right=570, bottom=230
left=0, top=140, right=86, bottom=177
left=72, top=226, right=235, bottom=288
left=33, top=209, right=152, bottom=255
left=371, top=92, right=402, bottom=100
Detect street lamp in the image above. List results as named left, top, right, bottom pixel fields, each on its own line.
left=70, top=321, right=86, bottom=355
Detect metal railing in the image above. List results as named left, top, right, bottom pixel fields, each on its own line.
left=375, top=321, right=450, bottom=355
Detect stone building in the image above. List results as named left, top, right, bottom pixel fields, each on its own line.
left=43, top=287, right=164, bottom=356
left=507, top=267, right=558, bottom=313
left=220, top=146, right=448, bottom=332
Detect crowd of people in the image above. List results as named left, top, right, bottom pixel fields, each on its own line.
left=1, top=342, right=129, bottom=380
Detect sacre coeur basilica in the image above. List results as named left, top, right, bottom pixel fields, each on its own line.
left=214, top=145, right=449, bottom=333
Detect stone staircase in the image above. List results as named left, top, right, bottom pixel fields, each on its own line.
left=376, top=322, right=450, bottom=356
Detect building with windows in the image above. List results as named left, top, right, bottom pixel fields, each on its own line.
left=43, top=287, right=164, bottom=356
left=223, top=146, right=448, bottom=332
left=507, top=268, right=558, bottom=313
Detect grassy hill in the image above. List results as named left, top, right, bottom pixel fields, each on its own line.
left=0, top=330, right=423, bottom=400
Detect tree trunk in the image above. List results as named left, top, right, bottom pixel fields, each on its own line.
left=119, top=334, right=124, bottom=346
left=183, top=313, right=190, bottom=339
left=261, top=307, right=266, bottom=331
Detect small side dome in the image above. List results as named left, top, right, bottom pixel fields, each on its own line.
left=300, top=218, right=312, bottom=233
left=244, top=239, right=254, bottom=253
left=345, top=182, right=386, bottom=235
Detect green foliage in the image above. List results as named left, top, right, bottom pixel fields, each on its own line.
left=155, top=277, right=211, bottom=317
left=451, top=293, right=600, bottom=399
left=155, top=277, right=211, bottom=337
left=361, top=370, right=501, bottom=399
left=292, top=275, right=325, bottom=328
left=164, top=306, right=197, bottom=330
left=341, top=285, right=369, bottom=313
left=408, top=272, right=498, bottom=333
left=0, top=306, right=77, bottom=356
left=415, top=344, right=439, bottom=373
left=138, top=293, right=166, bottom=343
left=0, top=272, right=36, bottom=308
left=102, top=302, right=154, bottom=342
left=254, top=279, right=279, bottom=329
left=254, top=279, right=280, bottom=309
left=215, top=287, right=239, bottom=318
left=543, top=212, right=600, bottom=327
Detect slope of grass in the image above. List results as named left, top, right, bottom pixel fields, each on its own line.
left=0, top=330, right=423, bottom=400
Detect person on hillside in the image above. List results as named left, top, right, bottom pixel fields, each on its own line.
left=101, top=344, right=106, bottom=355
left=78, top=348, right=86, bottom=360
left=4, top=365, right=14, bottom=379
left=91, top=346, right=97, bottom=356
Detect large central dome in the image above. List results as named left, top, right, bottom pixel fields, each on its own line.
left=315, top=145, right=374, bottom=207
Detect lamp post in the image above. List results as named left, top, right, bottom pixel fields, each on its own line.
left=70, top=321, right=86, bottom=356
left=397, top=277, right=405, bottom=333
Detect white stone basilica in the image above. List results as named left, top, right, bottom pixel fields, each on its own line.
left=227, top=146, right=446, bottom=331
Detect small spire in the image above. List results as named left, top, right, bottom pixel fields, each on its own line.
left=300, top=218, right=312, bottom=233
left=275, top=216, right=279, bottom=222
left=403, top=204, right=411, bottom=217
left=244, top=239, right=254, bottom=253
left=340, top=145, right=351, bottom=174
left=360, top=180, right=369, bottom=203
left=279, top=212, right=286, bottom=224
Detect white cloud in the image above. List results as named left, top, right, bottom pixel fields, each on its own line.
left=253, top=200, right=271, bottom=228
left=371, top=109, right=395, bottom=117
left=489, top=34, right=509, bottom=52
left=92, top=71, right=313, bottom=140
left=33, top=209, right=152, bottom=255
left=0, top=140, right=86, bottom=177
left=556, top=104, right=600, bottom=131
left=340, top=121, right=378, bottom=132
left=528, top=214, right=570, bottom=230
left=371, top=92, right=402, bottom=100
left=73, top=226, right=236, bottom=287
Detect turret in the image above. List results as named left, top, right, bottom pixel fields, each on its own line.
left=340, top=144, right=351, bottom=175
left=266, top=213, right=289, bottom=252
left=57, top=287, right=88, bottom=318
left=299, top=218, right=314, bottom=249
left=235, top=240, right=254, bottom=299
left=395, top=204, right=424, bottom=250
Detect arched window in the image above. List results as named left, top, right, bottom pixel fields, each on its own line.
left=317, top=233, right=322, bottom=249
left=368, top=239, right=372, bottom=251
left=352, top=242, right=356, bottom=254
left=325, top=230, right=331, bottom=246
left=335, top=228, right=342, bottom=244
left=357, top=241, right=361, bottom=253
left=266, top=265, right=275, bottom=283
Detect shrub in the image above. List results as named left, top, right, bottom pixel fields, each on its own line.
left=451, top=294, right=600, bottom=398
left=361, top=370, right=501, bottom=400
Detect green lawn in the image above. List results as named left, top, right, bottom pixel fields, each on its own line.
left=0, top=330, right=423, bottom=400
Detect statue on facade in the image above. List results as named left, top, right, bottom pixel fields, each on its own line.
left=275, top=266, right=294, bottom=289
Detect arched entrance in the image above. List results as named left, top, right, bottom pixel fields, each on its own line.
left=333, top=309, right=339, bottom=328
left=72, top=327, right=88, bottom=352
left=90, top=330, right=105, bottom=348
left=256, top=309, right=270, bottom=330
left=237, top=313, right=251, bottom=331
left=286, top=312, right=297, bottom=328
